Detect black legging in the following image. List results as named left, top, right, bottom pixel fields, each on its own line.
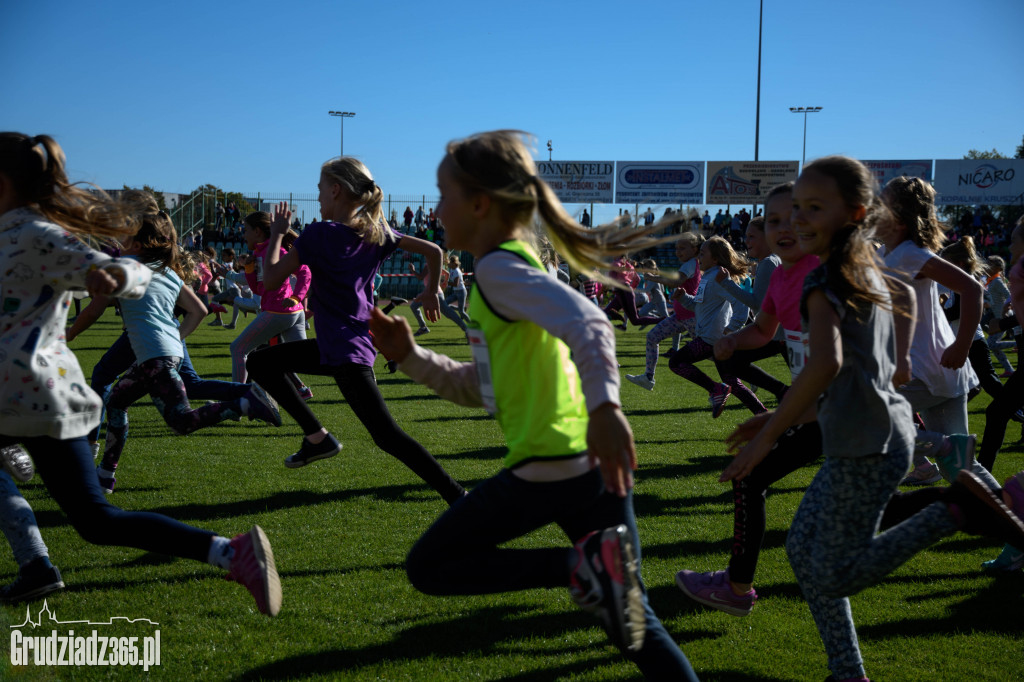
left=604, top=289, right=662, bottom=327
left=967, top=337, right=1004, bottom=399
left=715, top=341, right=789, bottom=401
left=246, top=340, right=465, bottom=503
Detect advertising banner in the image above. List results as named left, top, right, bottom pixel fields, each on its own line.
left=862, top=160, right=932, bottom=188
left=614, top=161, right=704, bottom=204
left=705, top=161, right=799, bottom=204
left=536, top=161, right=615, bottom=203
left=933, top=159, right=1024, bottom=205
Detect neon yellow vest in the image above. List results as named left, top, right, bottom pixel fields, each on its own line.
left=469, top=240, right=589, bottom=468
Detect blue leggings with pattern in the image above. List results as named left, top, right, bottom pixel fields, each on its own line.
left=785, top=450, right=957, bottom=679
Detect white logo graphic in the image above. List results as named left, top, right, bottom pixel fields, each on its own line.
left=10, top=600, right=160, bottom=671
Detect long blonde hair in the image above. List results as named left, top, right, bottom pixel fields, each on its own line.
left=882, top=176, right=947, bottom=253
left=0, top=132, right=133, bottom=239
left=321, top=157, right=388, bottom=245
left=444, top=130, right=679, bottom=286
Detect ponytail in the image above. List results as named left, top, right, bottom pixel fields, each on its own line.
left=445, top=130, right=681, bottom=288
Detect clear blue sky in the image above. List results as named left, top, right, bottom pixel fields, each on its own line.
left=3, top=0, right=1022, bottom=222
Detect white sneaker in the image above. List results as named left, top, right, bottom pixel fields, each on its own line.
left=625, top=374, right=655, bottom=391
left=1, top=445, right=33, bottom=483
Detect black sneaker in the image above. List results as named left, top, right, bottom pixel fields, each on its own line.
left=386, top=360, right=398, bottom=374
left=945, top=470, right=1024, bottom=548
left=284, top=434, right=342, bottom=469
left=569, top=525, right=645, bottom=652
left=0, top=560, right=64, bottom=603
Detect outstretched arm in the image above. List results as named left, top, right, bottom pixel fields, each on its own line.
left=720, top=289, right=840, bottom=482
left=399, top=235, right=442, bottom=322
left=262, top=202, right=302, bottom=291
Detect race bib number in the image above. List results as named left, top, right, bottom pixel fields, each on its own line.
left=466, top=327, right=497, bottom=414
left=694, top=278, right=710, bottom=304
left=784, top=328, right=809, bottom=379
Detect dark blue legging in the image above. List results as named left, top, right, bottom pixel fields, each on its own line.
left=0, top=435, right=213, bottom=562
left=407, top=467, right=698, bottom=680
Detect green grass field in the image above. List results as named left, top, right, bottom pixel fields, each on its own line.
left=1, top=304, right=1021, bottom=681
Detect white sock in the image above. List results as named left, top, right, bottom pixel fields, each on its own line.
left=238, top=397, right=250, bottom=417
left=230, top=305, right=241, bottom=325
left=207, top=536, right=234, bottom=570
left=97, top=465, right=116, bottom=478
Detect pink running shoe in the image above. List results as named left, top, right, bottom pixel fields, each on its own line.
left=675, top=568, right=756, bottom=616
left=709, top=383, right=732, bottom=419
left=569, top=526, right=645, bottom=652
left=225, top=526, right=281, bottom=617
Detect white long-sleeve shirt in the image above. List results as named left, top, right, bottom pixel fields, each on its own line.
left=401, top=250, right=619, bottom=414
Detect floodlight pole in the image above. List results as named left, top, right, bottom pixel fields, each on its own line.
left=328, top=111, right=356, bottom=156
left=789, top=106, right=822, bottom=167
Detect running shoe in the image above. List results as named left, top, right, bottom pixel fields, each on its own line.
left=297, top=386, right=314, bottom=402
left=97, top=470, right=116, bottom=494
left=1, top=444, right=33, bottom=483
left=0, top=559, right=64, bottom=603
left=207, top=319, right=223, bottom=327
left=625, top=374, right=655, bottom=391
left=244, top=384, right=281, bottom=427
left=223, top=323, right=236, bottom=330
left=709, top=383, right=732, bottom=419
left=413, top=327, right=430, bottom=337
left=1011, top=409, right=1024, bottom=424
left=661, top=350, right=676, bottom=359
left=225, top=526, right=281, bottom=617
left=569, top=525, right=645, bottom=652
left=982, top=543, right=1024, bottom=573
left=945, top=470, right=1024, bottom=548
left=933, top=434, right=976, bottom=483
left=285, top=434, right=342, bottom=468
left=900, top=461, right=942, bottom=486
left=675, top=568, right=756, bottom=616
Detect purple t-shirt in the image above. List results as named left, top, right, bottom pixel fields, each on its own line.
left=295, top=221, right=400, bottom=366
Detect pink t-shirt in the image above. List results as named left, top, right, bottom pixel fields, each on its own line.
left=761, top=254, right=820, bottom=331
left=761, top=253, right=819, bottom=378
left=671, top=258, right=701, bottom=320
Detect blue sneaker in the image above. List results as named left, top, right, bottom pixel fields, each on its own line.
left=981, top=544, right=1024, bottom=573
left=933, top=434, right=976, bottom=482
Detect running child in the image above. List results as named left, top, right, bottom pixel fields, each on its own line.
left=95, top=211, right=282, bottom=493
left=445, top=253, right=472, bottom=323
left=720, top=155, right=1024, bottom=681
left=713, top=210, right=789, bottom=403
left=625, top=233, right=702, bottom=391
left=229, top=211, right=311, bottom=385
left=667, top=236, right=766, bottom=417
left=0, top=132, right=280, bottom=616
left=878, top=176, right=992, bottom=488
left=370, top=130, right=698, bottom=679
left=675, top=182, right=820, bottom=614
left=246, top=156, right=465, bottom=504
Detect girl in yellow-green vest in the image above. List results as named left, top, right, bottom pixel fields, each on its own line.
left=369, top=130, right=697, bottom=680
